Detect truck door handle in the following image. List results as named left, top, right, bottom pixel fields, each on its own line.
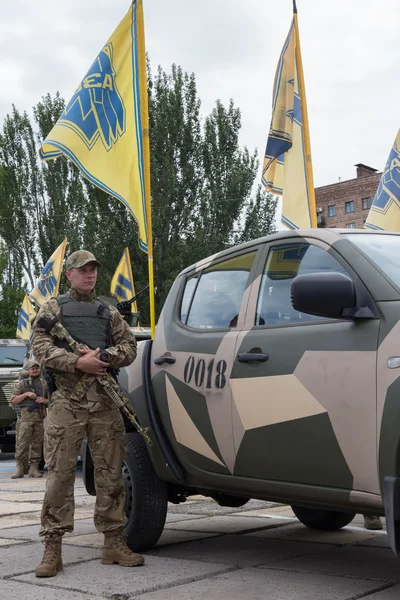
left=237, top=353, right=269, bottom=363
left=154, top=355, right=176, bottom=365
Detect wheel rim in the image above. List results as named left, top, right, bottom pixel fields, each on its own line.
left=122, top=460, right=133, bottom=519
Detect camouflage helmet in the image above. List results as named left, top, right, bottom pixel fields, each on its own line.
left=65, top=250, right=102, bottom=271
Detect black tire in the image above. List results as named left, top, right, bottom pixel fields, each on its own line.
left=0, top=443, right=15, bottom=453
left=122, top=431, right=168, bottom=552
left=291, top=505, right=356, bottom=531
left=0, top=433, right=16, bottom=453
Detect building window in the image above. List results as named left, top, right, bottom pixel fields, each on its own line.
left=347, top=223, right=355, bottom=229
left=345, top=201, right=355, bottom=214
left=362, top=197, right=371, bottom=210
left=328, top=205, right=336, bottom=217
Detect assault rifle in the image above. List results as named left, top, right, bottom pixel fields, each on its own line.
left=36, top=313, right=152, bottom=446
left=115, top=285, right=149, bottom=324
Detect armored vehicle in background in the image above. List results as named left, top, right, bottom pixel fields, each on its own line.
left=0, top=339, right=27, bottom=451
left=83, top=229, right=400, bottom=559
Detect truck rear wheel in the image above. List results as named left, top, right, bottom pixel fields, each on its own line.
left=291, top=505, right=356, bottom=531
left=123, top=431, right=168, bottom=551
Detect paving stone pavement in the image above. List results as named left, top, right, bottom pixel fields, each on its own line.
left=0, top=456, right=397, bottom=600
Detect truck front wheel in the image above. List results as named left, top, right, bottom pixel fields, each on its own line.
left=291, top=505, right=356, bottom=531
left=123, top=432, right=168, bottom=551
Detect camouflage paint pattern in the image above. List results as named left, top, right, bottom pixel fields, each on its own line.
left=122, top=228, right=400, bottom=515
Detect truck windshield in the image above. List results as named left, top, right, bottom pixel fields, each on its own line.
left=0, top=343, right=27, bottom=366
left=346, top=234, right=400, bottom=288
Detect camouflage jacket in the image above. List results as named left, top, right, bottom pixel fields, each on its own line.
left=11, top=376, right=48, bottom=418
left=12, top=377, right=48, bottom=401
left=31, top=288, right=137, bottom=411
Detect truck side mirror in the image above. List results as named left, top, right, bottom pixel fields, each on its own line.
left=291, top=272, right=357, bottom=319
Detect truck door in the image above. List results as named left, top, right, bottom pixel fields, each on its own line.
left=232, top=238, right=380, bottom=495
left=150, top=247, right=262, bottom=476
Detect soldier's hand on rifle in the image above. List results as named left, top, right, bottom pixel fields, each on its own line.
left=76, top=348, right=109, bottom=376
left=25, top=392, right=37, bottom=400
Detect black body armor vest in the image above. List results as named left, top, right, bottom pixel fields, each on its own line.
left=20, top=378, right=44, bottom=409
left=55, top=294, right=111, bottom=351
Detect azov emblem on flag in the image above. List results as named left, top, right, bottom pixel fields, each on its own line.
left=60, top=43, right=126, bottom=152
left=373, top=144, right=400, bottom=213
left=38, top=261, right=57, bottom=298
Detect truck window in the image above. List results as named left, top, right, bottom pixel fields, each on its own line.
left=255, top=243, right=348, bottom=326
left=181, top=252, right=257, bottom=329
left=346, top=234, right=400, bottom=289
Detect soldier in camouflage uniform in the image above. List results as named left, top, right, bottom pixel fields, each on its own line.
left=31, top=250, right=143, bottom=578
left=13, top=369, right=31, bottom=475
left=10, top=360, right=48, bottom=479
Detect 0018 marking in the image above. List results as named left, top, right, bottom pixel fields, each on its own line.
left=184, top=356, right=227, bottom=389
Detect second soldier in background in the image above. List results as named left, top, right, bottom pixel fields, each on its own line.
left=10, top=359, right=48, bottom=478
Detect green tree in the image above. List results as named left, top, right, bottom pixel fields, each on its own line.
left=33, top=93, right=87, bottom=260
left=0, top=110, right=38, bottom=288
left=237, top=186, right=278, bottom=244
left=195, top=99, right=258, bottom=257
left=0, top=240, right=25, bottom=338
left=0, top=96, right=86, bottom=286
left=147, top=64, right=204, bottom=312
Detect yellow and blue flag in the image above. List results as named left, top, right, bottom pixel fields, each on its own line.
left=364, top=129, right=400, bottom=231
left=262, top=5, right=316, bottom=230
left=110, top=247, right=138, bottom=312
left=39, top=1, right=150, bottom=253
left=16, top=295, right=37, bottom=340
left=29, top=238, right=67, bottom=307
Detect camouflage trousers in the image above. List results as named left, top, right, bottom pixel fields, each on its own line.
left=15, top=409, right=44, bottom=467
left=40, top=397, right=127, bottom=537
left=15, top=416, right=28, bottom=470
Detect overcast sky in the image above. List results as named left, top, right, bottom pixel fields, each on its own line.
left=0, top=0, right=398, bottom=188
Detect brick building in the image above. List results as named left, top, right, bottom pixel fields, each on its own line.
left=315, top=164, right=381, bottom=229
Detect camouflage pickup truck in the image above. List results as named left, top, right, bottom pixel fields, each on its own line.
left=0, top=339, right=27, bottom=451
left=83, top=229, right=400, bottom=557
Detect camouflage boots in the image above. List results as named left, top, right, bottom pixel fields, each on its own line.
left=101, top=530, right=144, bottom=567
left=29, top=464, right=43, bottom=478
left=35, top=534, right=63, bottom=577
left=11, top=461, right=24, bottom=479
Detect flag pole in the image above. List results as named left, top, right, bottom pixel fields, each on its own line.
left=145, top=154, right=156, bottom=340
left=54, top=238, right=68, bottom=296
left=137, top=0, right=156, bottom=338
left=292, top=3, right=317, bottom=227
